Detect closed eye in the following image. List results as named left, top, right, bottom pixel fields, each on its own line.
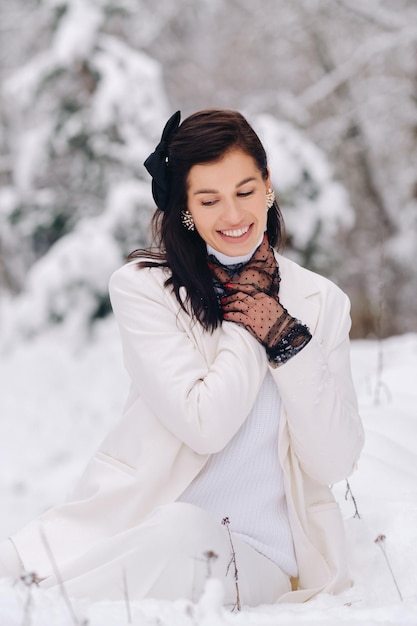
left=237, top=190, right=254, bottom=198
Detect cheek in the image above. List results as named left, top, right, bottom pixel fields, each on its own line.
left=256, top=202, right=268, bottom=222
left=190, top=205, right=212, bottom=226
left=190, top=211, right=212, bottom=236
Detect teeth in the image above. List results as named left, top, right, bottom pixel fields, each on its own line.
left=220, top=226, right=250, bottom=237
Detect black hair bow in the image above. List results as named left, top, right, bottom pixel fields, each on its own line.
left=144, top=111, right=181, bottom=212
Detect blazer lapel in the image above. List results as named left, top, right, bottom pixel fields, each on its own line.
left=276, top=253, right=321, bottom=334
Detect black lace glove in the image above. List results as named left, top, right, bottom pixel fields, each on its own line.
left=209, top=237, right=312, bottom=366
left=219, top=283, right=311, bottom=366
left=208, top=234, right=280, bottom=296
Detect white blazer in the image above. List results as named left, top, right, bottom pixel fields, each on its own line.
left=11, top=253, right=364, bottom=602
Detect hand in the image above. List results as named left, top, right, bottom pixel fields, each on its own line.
left=209, top=235, right=312, bottom=364
left=220, top=283, right=293, bottom=350
left=208, top=234, right=280, bottom=297
left=220, top=283, right=312, bottom=364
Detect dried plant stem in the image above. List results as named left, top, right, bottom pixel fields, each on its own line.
left=21, top=581, right=33, bottom=626
left=122, top=567, right=132, bottom=624
left=345, top=479, right=360, bottom=519
left=39, top=526, right=84, bottom=625
left=222, top=517, right=241, bottom=612
left=374, top=535, right=403, bottom=602
left=373, top=222, right=391, bottom=406
left=15, top=572, right=39, bottom=626
left=203, top=550, right=218, bottom=579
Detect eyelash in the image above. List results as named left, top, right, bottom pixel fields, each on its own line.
left=200, top=190, right=254, bottom=206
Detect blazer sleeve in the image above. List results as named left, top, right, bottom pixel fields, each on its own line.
left=271, top=286, right=364, bottom=485
left=109, top=262, right=267, bottom=455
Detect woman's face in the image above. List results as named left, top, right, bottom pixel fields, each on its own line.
left=186, top=148, right=270, bottom=257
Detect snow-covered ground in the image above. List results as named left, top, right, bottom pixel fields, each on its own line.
left=0, top=324, right=416, bottom=625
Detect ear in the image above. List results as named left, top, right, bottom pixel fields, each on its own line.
left=265, top=167, right=272, bottom=190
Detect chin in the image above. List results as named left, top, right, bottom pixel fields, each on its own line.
left=221, top=244, right=254, bottom=257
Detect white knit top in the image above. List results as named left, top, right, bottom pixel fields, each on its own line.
left=177, top=240, right=298, bottom=577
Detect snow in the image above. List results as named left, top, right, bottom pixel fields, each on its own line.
left=0, top=326, right=416, bottom=624
left=0, top=222, right=122, bottom=348
left=91, top=35, right=167, bottom=139
left=13, top=123, right=52, bottom=195
left=0, top=177, right=154, bottom=349
left=52, top=0, right=102, bottom=65
left=253, top=114, right=354, bottom=257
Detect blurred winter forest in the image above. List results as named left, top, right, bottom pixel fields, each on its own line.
left=0, top=0, right=416, bottom=343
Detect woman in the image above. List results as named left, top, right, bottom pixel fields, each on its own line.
left=0, top=110, right=364, bottom=607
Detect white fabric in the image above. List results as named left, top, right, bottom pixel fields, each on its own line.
left=206, top=233, right=264, bottom=265
left=8, top=254, right=364, bottom=602
left=40, top=502, right=291, bottom=606
left=183, top=238, right=296, bottom=576
left=178, top=370, right=297, bottom=576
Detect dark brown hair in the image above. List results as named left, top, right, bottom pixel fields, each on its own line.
left=129, top=109, right=286, bottom=331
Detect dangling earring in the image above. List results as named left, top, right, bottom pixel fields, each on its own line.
left=181, top=209, right=195, bottom=231
left=266, top=188, right=275, bottom=210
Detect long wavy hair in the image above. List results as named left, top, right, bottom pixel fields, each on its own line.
left=128, top=109, right=286, bottom=332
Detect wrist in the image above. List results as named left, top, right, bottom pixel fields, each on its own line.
left=266, top=321, right=312, bottom=368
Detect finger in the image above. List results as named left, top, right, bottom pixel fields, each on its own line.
left=221, top=297, right=254, bottom=314
left=225, top=288, right=274, bottom=303
left=239, top=266, right=276, bottom=287
left=208, top=262, right=230, bottom=284
left=224, top=282, right=264, bottom=297
left=240, top=257, right=279, bottom=285
left=222, top=310, right=253, bottom=327
left=220, top=292, right=248, bottom=306
left=236, top=265, right=271, bottom=284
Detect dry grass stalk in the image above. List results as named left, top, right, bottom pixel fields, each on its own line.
left=39, top=526, right=87, bottom=625
left=18, top=572, right=38, bottom=626
left=373, top=234, right=391, bottom=406
left=374, top=534, right=403, bottom=602
left=345, top=479, right=361, bottom=518
left=203, top=550, right=218, bottom=579
left=222, top=517, right=241, bottom=611
left=122, top=567, right=132, bottom=624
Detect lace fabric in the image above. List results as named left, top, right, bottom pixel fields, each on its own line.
left=208, top=235, right=280, bottom=296
left=266, top=319, right=312, bottom=368
left=208, top=236, right=312, bottom=366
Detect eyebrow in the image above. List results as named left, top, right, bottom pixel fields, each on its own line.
left=193, top=176, right=257, bottom=195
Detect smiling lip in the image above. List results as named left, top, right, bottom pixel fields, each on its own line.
left=218, top=224, right=252, bottom=239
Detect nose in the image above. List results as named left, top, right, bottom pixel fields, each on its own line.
left=222, top=198, right=243, bottom=225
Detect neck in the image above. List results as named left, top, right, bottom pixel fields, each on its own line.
left=207, top=234, right=264, bottom=266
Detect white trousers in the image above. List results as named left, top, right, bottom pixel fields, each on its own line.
left=9, top=502, right=291, bottom=606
